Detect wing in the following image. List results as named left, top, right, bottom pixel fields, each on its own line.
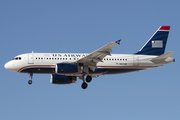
left=76, top=40, right=121, bottom=72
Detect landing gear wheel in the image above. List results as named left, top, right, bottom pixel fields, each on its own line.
left=81, top=82, right=88, bottom=89
left=86, top=76, right=92, bottom=83
left=28, top=73, right=33, bottom=85
left=28, top=80, right=32, bottom=85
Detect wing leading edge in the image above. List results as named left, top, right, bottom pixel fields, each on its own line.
left=76, top=40, right=121, bottom=72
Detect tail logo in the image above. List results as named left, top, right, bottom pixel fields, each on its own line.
left=152, top=40, right=163, bottom=48
left=135, top=26, right=170, bottom=55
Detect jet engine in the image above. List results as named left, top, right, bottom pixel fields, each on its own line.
left=50, top=74, right=77, bottom=84
left=55, top=63, right=78, bottom=74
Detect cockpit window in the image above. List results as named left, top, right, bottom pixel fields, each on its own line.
left=13, top=57, right=22, bottom=60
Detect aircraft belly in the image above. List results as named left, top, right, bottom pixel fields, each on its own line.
left=20, top=67, right=55, bottom=74
left=104, top=68, right=142, bottom=74
left=19, top=66, right=144, bottom=75
left=92, top=68, right=142, bottom=75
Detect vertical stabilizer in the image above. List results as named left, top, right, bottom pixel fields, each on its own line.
left=135, top=26, right=170, bottom=55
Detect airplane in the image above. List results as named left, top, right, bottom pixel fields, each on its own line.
left=4, top=26, right=175, bottom=89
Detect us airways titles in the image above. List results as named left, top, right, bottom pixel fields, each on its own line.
left=52, top=54, right=88, bottom=58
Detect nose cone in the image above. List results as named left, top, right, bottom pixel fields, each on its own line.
left=4, top=62, right=10, bottom=70
left=4, top=61, right=17, bottom=72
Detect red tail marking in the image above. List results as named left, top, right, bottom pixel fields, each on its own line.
left=159, top=26, right=170, bottom=30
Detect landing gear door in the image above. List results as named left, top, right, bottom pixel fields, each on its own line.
left=133, top=55, right=139, bottom=66
left=28, top=53, right=34, bottom=64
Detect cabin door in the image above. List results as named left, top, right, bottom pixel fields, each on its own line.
left=28, top=53, right=34, bottom=64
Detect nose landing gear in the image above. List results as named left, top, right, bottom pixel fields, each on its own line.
left=28, top=73, right=33, bottom=85
left=28, top=80, right=32, bottom=84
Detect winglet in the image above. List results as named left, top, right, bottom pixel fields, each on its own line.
left=115, top=39, right=121, bottom=45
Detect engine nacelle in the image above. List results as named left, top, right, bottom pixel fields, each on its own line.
left=50, top=74, right=77, bottom=84
left=55, top=63, right=78, bottom=74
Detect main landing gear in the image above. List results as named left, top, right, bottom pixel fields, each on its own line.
left=86, top=75, right=92, bottom=83
left=81, top=82, right=88, bottom=89
left=81, top=75, right=92, bottom=89
left=28, top=73, right=33, bottom=85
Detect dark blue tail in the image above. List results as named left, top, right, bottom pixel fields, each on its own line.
left=135, top=26, right=170, bottom=56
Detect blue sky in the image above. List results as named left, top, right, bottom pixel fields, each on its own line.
left=0, top=0, right=179, bottom=120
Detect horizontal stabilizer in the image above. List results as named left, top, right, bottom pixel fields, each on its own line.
left=151, top=51, right=174, bottom=62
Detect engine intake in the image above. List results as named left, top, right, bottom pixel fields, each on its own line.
left=50, top=74, right=77, bottom=84
left=55, top=63, right=78, bottom=74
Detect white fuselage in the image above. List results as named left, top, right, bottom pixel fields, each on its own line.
left=4, top=26, right=175, bottom=89
left=4, top=52, right=174, bottom=77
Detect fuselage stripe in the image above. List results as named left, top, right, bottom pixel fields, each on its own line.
left=18, top=65, right=156, bottom=73
left=17, top=65, right=56, bottom=73
left=97, top=66, right=155, bottom=68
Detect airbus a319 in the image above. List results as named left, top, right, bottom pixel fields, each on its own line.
left=4, top=26, right=175, bottom=89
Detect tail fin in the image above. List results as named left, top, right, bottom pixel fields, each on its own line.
left=135, top=26, right=170, bottom=55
